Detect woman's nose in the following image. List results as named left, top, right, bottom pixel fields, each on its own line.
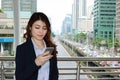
left=39, top=29, right=43, bottom=33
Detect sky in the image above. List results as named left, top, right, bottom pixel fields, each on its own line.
left=37, top=0, right=74, bottom=34
left=37, top=0, right=94, bottom=34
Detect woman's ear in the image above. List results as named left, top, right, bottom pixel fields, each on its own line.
left=29, top=27, right=31, bottom=30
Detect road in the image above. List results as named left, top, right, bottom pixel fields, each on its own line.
left=54, top=38, right=89, bottom=80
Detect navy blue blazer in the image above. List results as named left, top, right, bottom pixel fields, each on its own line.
left=15, top=39, right=59, bottom=80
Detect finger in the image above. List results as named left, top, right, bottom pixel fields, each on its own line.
left=43, top=51, right=50, bottom=56
left=45, top=54, right=53, bottom=59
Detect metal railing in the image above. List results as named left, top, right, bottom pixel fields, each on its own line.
left=0, top=56, right=120, bottom=80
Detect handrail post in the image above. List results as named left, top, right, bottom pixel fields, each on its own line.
left=76, top=61, right=80, bottom=80
left=1, top=61, right=4, bottom=80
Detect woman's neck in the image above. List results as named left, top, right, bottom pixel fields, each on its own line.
left=32, top=37, right=45, bottom=49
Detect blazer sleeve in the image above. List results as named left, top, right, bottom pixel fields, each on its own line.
left=53, top=57, right=59, bottom=80
left=49, top=56, right=59, bottom=80
left=15, top=45, right=41, bottom=80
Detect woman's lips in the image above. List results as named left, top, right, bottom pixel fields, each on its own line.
left=38, top=35, right=43, bottom=38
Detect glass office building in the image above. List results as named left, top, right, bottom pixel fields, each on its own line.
left=93, top=0, right=116, bottom=40
left=1, top=0, right=37, bottom=18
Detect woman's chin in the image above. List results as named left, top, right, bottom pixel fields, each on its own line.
left=37, top=38, right=43, bottom=41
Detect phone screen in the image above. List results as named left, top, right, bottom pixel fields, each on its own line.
left=45, top=47, right=54, bottom=54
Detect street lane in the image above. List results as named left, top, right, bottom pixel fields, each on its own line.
left=54, top=38, right=89, bottom=80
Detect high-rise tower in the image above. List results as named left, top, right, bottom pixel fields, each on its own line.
left=93, top=0, right=116, bottom=40
left=116, top=0, right=120, bottom=42
left=1, top=0, right=37, bottom=18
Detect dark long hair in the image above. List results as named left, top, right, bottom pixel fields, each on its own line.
left=23, top=12, right=57, bottom=56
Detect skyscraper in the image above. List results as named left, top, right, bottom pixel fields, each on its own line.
left=116, top=0, right=120, bottom=42
left=93, top=0, right=116, bottom=40
left=72, top=0, right=87, bottom=33
left=1, top=0, right=37, bottom=18
left=79, top=0, right=87, bottom=18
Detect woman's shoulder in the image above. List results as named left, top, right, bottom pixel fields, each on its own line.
left=17, top=39, right=32, bottom=48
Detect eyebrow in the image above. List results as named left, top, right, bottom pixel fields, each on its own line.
left=34, top=24, right=47, bottom=27
left=34, top=24, right=40, bottom=26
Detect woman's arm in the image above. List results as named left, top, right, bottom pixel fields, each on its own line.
left=15, top=46, right=40, bottom=80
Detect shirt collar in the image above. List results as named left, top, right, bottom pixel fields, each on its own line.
left=31, top=38, right=46, bottom=50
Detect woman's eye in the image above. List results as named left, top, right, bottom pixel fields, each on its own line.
left=35, top=26, right=40, bottom=29
left=43, top=27, right=47, bottom=30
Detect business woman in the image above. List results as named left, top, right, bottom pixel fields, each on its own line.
left=15, top=12, right=59, bottom=80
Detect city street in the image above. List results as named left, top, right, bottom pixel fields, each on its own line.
left=54, top=38, right=89, bottom=80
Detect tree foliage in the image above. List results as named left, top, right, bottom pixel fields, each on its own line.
left=0, top=9, right=3, bottom=13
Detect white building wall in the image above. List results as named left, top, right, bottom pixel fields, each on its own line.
left=78, top=18, right=93, bottom=33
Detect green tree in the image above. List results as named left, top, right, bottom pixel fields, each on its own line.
left=75, top=33, right=86, bottom=43
left=51, top=32, right=56, bottom=37
left=91, top=37, right=103, bottom=48
left=0, top=9, right=3, bottom=13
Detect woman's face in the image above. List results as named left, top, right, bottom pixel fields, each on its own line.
left=30, top=20, right=47, bottom=41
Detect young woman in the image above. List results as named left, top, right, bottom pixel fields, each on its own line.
left=15, top=12, right=59, bottom=80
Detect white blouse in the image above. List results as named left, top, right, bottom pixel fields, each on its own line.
left=31, top=39, right=50, bottom=80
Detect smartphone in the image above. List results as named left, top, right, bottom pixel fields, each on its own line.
left=45, top=47, right=54, bottom=54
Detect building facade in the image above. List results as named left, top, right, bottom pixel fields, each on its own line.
left=116, top=0, right=120, bottom=42
left=0, top=0, right=37, bottom=55
left=61, top=14, right=72, bottom=35
left=0, top=12, right=29, bottom=55
left=1, top=0, right=37, bottom=18
left=72, top=0, right=87, bottom=33
left=93, top=0, right=116, bottom=40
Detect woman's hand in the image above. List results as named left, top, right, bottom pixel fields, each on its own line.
left=35, top=51, right=53, bottom=66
